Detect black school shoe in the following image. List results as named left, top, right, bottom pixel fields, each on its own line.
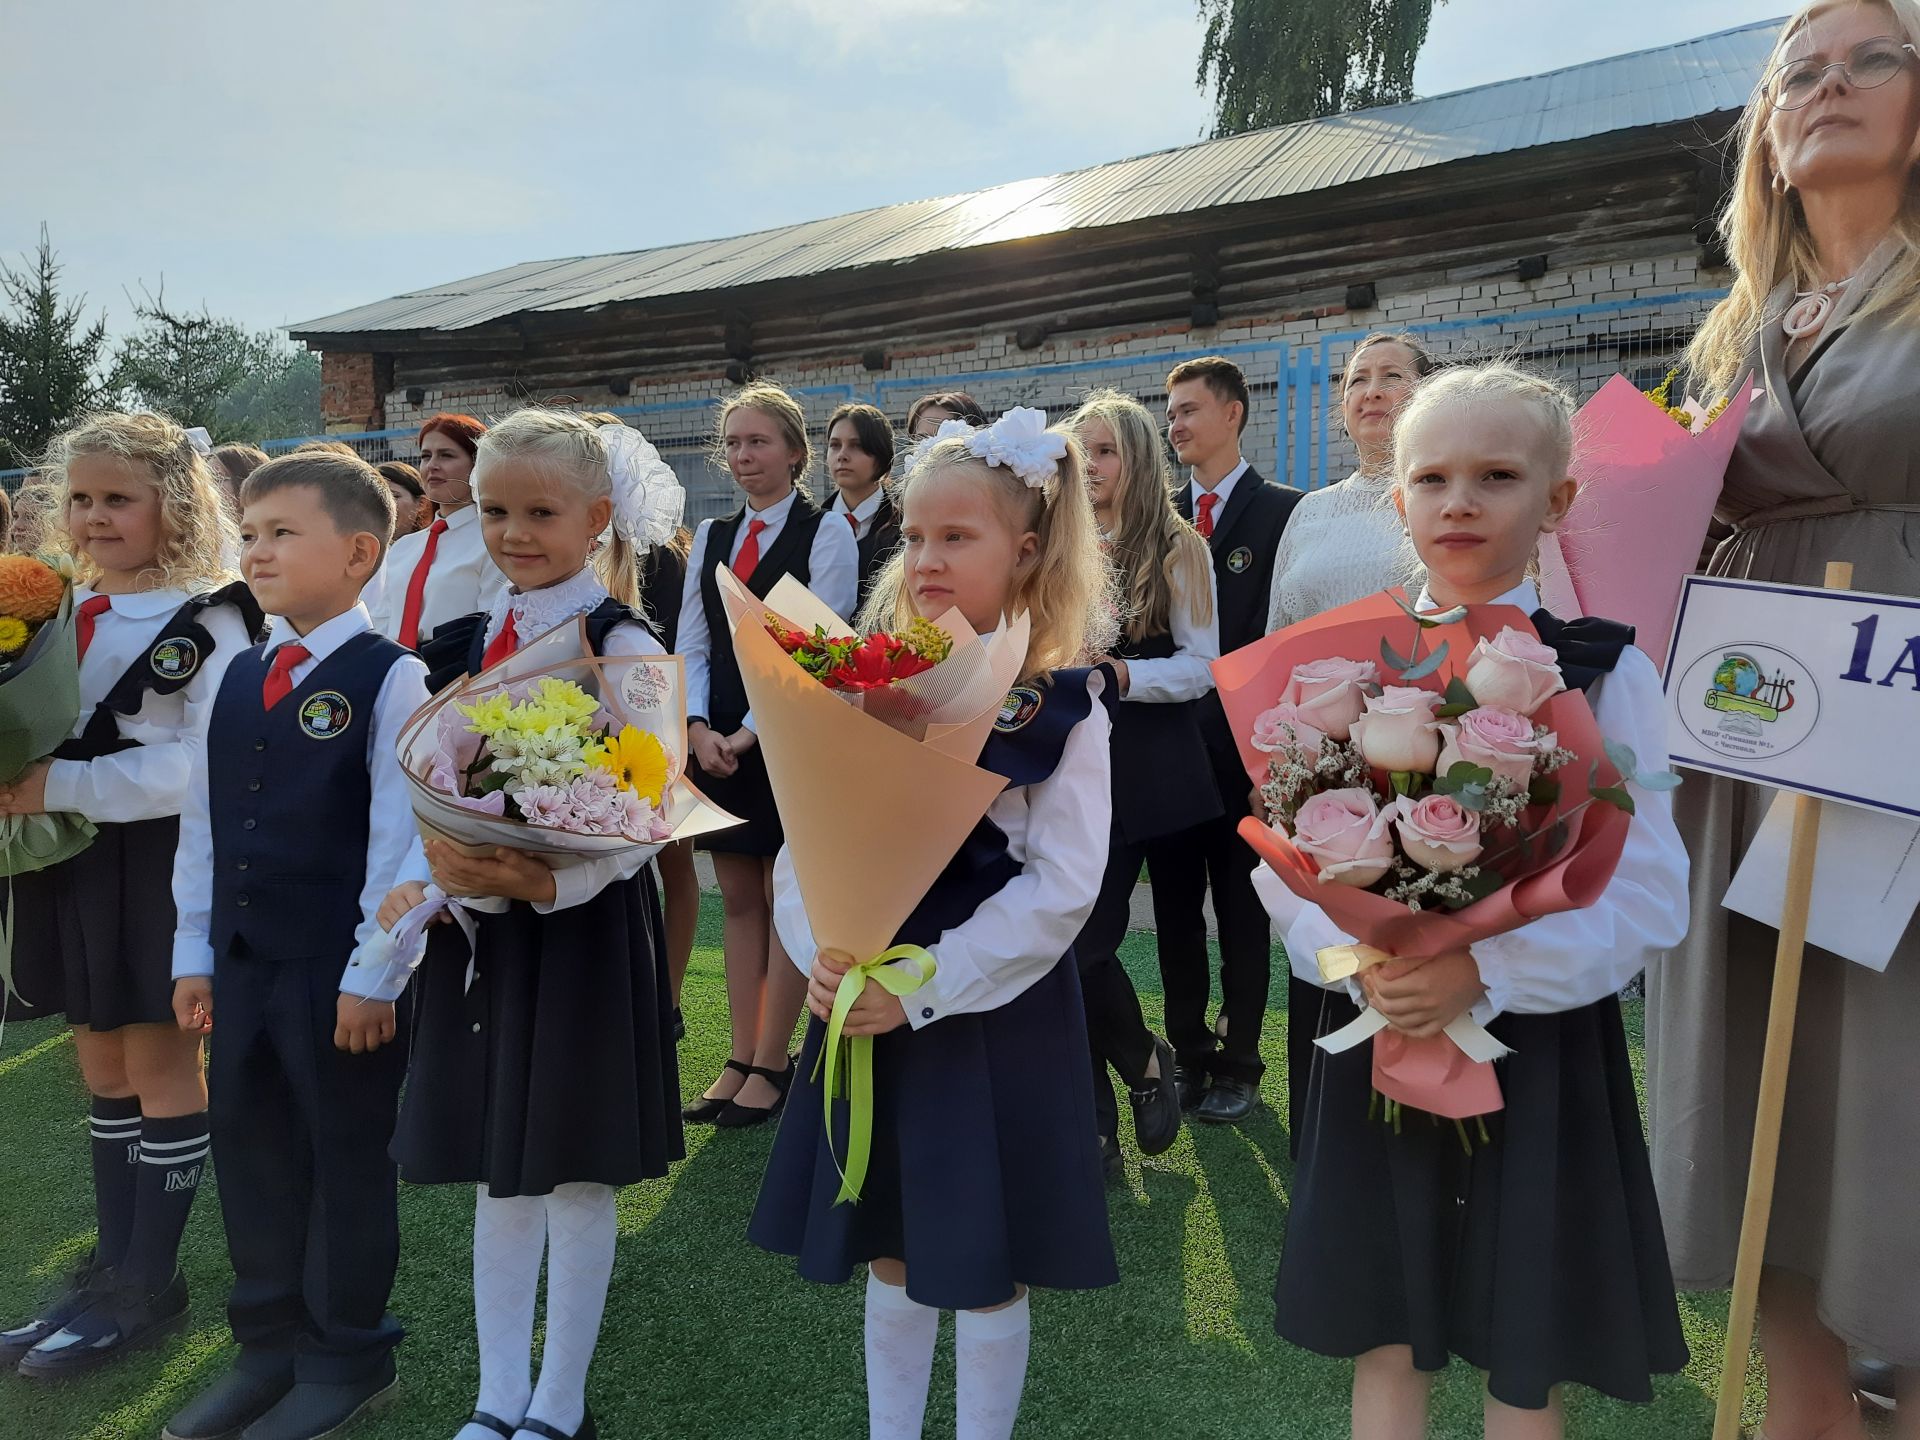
left=164, top=1365, right=297, bottom=1440
left=0, top=1252, right=114, bottom=1364
left=1172, top=1062, right=1210, bottom=1111
left=241, top=1356, right=397, bottom=1440
left=17, top=1269, right=188, bottom=1379
left=1195, top=1076, right=1259, bottom=1124
left=713, top=1058, right=796, bottom=1129
left=1127, top=1037, right=1182, bottom=1157
left=515, top=1410, right=598, bottom=1440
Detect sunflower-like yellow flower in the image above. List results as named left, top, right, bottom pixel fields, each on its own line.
left=0, top=615, right=29, bottom=654
left=587, top=725, right=669, bottom=805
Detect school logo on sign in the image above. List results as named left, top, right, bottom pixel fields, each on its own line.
left=150, top=637, right=200, bottom=681
left=299, top=691, right=353, bottom=740
left=1675, top=643, right=1820, bottom=761
left=995, top=686, right=1043, bottom=733
left=1226, top=546, right=1253, bottom=574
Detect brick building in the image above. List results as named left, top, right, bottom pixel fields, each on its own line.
left=290, top=20, right=1775, bottom=519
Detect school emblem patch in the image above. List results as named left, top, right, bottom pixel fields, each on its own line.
left=1226, top=546, right=1253, bottom=574
left=994, top=686, right=1043, bottom=733
left=299, top=691, right=352, bottom=739
left=149, top=637, right=200, bottom=681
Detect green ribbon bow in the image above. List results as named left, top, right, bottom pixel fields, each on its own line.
left=820, top=945, right=937, bottom=1206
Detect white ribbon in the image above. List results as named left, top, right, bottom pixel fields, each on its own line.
left=1316, top=1005, right=1513, bottom=1063
left=347, top=885, right=498, bottom=1001
left=966, top=406, right=1065, bottom=489
left=183, top=426, right=214, bottom=457
left=597, top=423, right=684, bottom=548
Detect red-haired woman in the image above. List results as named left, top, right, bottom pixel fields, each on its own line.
left=372, top=414, right=508, bottom=652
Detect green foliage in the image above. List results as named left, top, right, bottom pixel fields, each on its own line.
left=1196, top=0, right=1444, bottom=136
left=0, top=227, right=114, bottom=468
left=112, top=289, right=321, bottom=443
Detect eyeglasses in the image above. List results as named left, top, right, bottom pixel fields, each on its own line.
left=1766, top=36, right=1916, bottom=109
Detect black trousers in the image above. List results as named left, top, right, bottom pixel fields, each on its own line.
left=209, top=952, right=408, bottom=1383
left=1074, top=830, right=1158, bottom=1143
left=1144, top=797, right=1271, bottom=1085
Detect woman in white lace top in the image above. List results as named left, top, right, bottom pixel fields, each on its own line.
left=1262, top=331, right=1435, bottom=1159
left=1264, top=333, right=1434, bottom=634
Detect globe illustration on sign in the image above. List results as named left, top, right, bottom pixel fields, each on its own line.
left=1712, top=653, right=1763, bottom=698
left=1705, top=652, right=1795, bottom=723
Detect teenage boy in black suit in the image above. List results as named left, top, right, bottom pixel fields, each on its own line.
left=1151, top=357, right=1303, bottom=1124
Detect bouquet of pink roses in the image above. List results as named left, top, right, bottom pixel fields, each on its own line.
left=1216, top=590, right=1673, bottom=1125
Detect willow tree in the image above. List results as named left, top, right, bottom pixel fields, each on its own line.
left=1196, top=0, right=1442, bottom=136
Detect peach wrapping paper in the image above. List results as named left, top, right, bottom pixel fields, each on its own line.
left=1215, top=592, right=1631, bottom=1118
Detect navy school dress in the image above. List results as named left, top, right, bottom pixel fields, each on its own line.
left=10, top=582, right=262, bottom=1028
left=690, top=496, right=826, bottom=857
left=390, top=600, right=685, bottom=1198
left=1273, top=613, right=1687, bottom=1409
left=748, top=667, right=1122, bottom=1311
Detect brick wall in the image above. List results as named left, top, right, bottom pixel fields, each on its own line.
left=319, top=352, right=391, bottom=434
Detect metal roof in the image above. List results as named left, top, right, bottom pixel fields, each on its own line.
left=292, top=18, right=1779, bottom=339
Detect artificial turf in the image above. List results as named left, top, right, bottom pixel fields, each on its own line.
left=0, top=903, right=1764, bottom=1438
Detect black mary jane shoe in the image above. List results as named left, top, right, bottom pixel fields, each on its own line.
left=17, top=1269, right=189, bottom=1380
left=682, top=1058, right=752, bottom=1125
left=515, top=1410, right=597, bottom=1440
left=0, top=1252, right=114, bottom=1364
left=465, top=1412, right=518, bottom=1439
left=1172, top=1062, right=1211, bottom=1112
left=712, top=1058, right=796, bottom=1130
left=1195, top=1075, right=1259, bottom=1125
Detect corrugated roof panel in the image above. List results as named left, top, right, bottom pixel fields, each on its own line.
left=293, top=18, right=1783, bottom=337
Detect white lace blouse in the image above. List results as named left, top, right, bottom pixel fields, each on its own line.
left=1264, top=470, right=1425, bottom=633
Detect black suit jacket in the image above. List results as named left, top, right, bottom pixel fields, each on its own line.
left=1175, top=464, right=1306, bottom=785
left=855, top=491, right=902, bottom=611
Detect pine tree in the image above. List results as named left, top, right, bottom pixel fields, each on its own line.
left=113, top=290, right=322, bottom=442
left=0, top=226, right=113, bottom=468
left=1196, top=0, right=1442, bottom=136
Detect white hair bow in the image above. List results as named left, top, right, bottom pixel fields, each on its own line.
left=597, top=423, right=685, bottom=548
left=183, top=426, right=214, bottom=457
left=967, top=406, right=1065, bottom=490
left=901, top=417, right=978, bottom=479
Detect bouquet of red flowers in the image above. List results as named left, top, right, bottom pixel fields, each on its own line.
left=766, top=614, right=952, bottom=692
left=1216, top=590, right=1675, bottom=1126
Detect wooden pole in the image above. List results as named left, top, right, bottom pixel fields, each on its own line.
left=1710, top=559, right=1852, bottom=1439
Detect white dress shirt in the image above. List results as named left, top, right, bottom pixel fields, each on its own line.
left=391, top=567, right=669, bottom=917
left=1265, top=470, right=1425, bottom=633
left=772, top=670, right=1113, bottom=1027
left=360, top=553, right=391, bottom=625
left=44, top=586, right=253, bottom=824
left=170, top=603, right=432, bottom=996
left=370, top=503, right=508, bottom=644
left=1121, top=564, right=1221, bottom=704
left=1188, top=455, right=1251, bottom=518
left=826, top=484, right=888, bottom=542
left=677, top=488, right=860, bottom=730
left=1276, top=580, right=1690, bottom=1023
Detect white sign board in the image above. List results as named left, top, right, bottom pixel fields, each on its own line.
left=1663, top=576, right=1920, bottom=821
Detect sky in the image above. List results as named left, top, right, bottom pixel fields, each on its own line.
left=0, top=0, right=1779, bottom=339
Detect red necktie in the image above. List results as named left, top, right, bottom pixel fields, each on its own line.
left=397, top=517, right=448, bottom=649
left=846, top=512, right=860, bottom=535
left=262, top=643, right=312, bottom=711
left=734, top=518, right=769, bottom=583
left=480, top=611, right=520, bottom=669
left=75, top=595, right=112, bottom=660
left=1196, top=491, right=1218, bottom=539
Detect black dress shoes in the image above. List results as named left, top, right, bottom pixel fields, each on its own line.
left=682, top=1058, right=751, bottom=1124
left=1127, top=1037, right=1181, bottom=1157
left=0, top=1252, right=113, bottom=1364
left=242, top=1356, right=397, bottom=1439
left=1196, top=1075, right=1259, bottom=1124
left=1097, top=1134, right=1123, bottom=1182
left=163, top=1363, right=296, bottom=1440
left=713, top=1057, right=796, bottom=1129
left=17, top=1268, right=188, bottom=1379
left=1172, top=1063, right=1210, bottom=1111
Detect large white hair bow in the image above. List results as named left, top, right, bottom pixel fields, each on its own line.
left=900, top=417, right=977, bottom=479
left=597, top=423, right=685, bottom=548
left=967, top=406, right=1065, bottom=490
left=183, top=426, right=214, bottom=457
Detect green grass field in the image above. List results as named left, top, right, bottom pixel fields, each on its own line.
left=0, top=904, right=1763, bottom=1438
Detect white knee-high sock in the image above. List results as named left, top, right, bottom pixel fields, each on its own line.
left=954, top=1293, right=1031, bottom=1440
left=865, top=1272, right=939, bottom=1439
left=455, top=1187, right=547, bottom=1440
left=526, top=1182, right=618, bottom=1434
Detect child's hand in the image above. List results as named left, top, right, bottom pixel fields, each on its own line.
left=0, top=760, right=51, bottom=817
left=426, top=840, right=557, bottom=905
left=806, top=951, right=907, bottom=1036
left=725, top=726, right=758, bottom=757
left=173, top=977, right=213, bottom=1034
left=806, top=951, right=853, bottom=1022
left=334, top=993, right=397, bottom=1053
left=1362, top=949, right=1486, bottom=1039
left=377, top=882, right=438, bottom=931
left=690, top=724, right=737, bottom=778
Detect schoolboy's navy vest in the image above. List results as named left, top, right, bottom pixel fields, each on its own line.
left=206, top=629, right=409, bottom=962
left=695, top=496, right=824, bottom=729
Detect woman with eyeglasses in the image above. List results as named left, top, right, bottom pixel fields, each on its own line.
left=1647, top=3, right=1920, bottom=1433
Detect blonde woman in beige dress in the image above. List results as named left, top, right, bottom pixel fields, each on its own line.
left=1645, top=4, right=1920, bottom=1436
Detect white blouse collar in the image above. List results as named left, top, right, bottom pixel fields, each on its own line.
left=495, top=566, right=609, bottom=637
left=1415, top=578, right=1540, bottom=614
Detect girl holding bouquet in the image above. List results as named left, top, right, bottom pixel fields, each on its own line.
left=1268, top=365, right=1691, bottom=1437
left=677, top=383, right=858, bottom=1128
left=749, top=409, right=1120, bottom=1440
left=380, top=408, right=683, bottom=1440
left=0, top=411, right=260, bottom=1376
left=1066, top=389, right=1218, bottom=1171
